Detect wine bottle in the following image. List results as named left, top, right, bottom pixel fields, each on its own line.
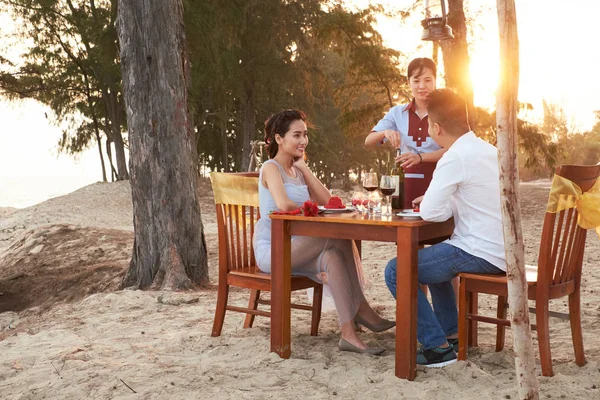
left=390, top=148, right=405, bottom=210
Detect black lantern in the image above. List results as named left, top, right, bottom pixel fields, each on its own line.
left=421, top=0, right=454, bottom=41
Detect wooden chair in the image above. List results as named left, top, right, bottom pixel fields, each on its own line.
left=210, top=171, right=323, bottom=337
left=457, top=164, right=600, bottom=376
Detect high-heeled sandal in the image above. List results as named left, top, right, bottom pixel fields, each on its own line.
left=338, top=338, right=386, bottom=355
left=354, top=315, right=396, bottom=333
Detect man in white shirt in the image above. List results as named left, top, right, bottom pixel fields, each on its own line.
left=385, top=89, right=506, bottom=368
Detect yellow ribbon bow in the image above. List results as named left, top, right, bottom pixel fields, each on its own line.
left=546, top=174, right=600, bottom=238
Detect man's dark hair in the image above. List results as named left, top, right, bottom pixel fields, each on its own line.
left=426, top=89, right=470, bottom=136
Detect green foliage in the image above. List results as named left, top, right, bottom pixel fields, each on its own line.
left=3, top=1, right=577, bottom=185
left=184, top=0, right=408, bottom=185
left=472, top=106, right=560, bottom=179
left=555, top=110, right=600, bottom=169
left=0, top=0, right=127, bottom=180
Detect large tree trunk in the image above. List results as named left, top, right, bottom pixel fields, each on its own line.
left=439, top=0, right=475, bottom=125
left=117, top=0, right=209, bottom=289
left=432, top=41, right=439, bottom=65
left=496, top=1, right=539, bottom=399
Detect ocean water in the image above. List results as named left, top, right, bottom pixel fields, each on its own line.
left=0, top=175, right=99, bottom=208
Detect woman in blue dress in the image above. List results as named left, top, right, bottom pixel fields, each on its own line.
left=253, top=109, right=395, bottom=355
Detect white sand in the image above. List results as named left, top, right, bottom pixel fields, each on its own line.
left=0, top=179, right=599, bottom=399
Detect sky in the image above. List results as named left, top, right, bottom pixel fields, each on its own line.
left=368, top=0, right=600, bottom=130
left=1, top=0, right=600, bottom=207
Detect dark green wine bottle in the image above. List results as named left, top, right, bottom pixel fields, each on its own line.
left=390, top=148, right=405, bottom=210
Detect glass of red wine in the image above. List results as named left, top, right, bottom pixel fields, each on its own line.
left=379, top=175, right=396, bottom=217
left=363, top=172, right=378, bottom=193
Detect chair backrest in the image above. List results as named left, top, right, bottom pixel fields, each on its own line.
left=538, top=164, right=600, bottom=287
left=210, top=172, right=260, bottom=273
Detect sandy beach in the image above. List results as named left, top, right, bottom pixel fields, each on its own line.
left=0, top=179, right=599, bottom=399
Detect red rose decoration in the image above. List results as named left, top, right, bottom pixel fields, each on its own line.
left=301, top=200, right=319, bottom=217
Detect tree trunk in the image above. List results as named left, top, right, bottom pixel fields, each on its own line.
left=241, top=79, right=256, bottom=172
left=93, top=119, right=108, bottom=182
left=495, top=1, right=539, bottom=398
left=103, top=129, right=118, bottom=182
left=106, top=90, right=130, bottom=181
left=220, top=107, right=229, bottom=172
left=111, top=126, right=129, bottom=181
left=83, top=71, right=108, bottom=183
left=439, top=0, right=475, bottom=125
left=117, top=0, right=209, bottom=289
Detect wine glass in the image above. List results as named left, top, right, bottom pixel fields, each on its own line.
left=379, top=175, right=396, bottom=217
left=363, top=172, right=378, bottom=193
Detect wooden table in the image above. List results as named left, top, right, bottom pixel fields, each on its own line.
left=269, top=211, right=454, bottom=380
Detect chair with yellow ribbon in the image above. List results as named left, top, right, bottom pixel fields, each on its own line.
left=546, top=167, right=600, bottom=238
left=458, top=164, right=600, bottom=377
left=209, top=171, right=323, bottom=337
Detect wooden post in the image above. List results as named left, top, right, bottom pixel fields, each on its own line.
left=495, top=1, right=539, bottom=399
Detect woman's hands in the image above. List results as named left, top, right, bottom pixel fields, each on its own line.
left=293, top=158, right=331, bottom=205
left=395, top=152, right=422, bottom=169
left=364, top=129, right=400, bottom=148
left=382, top=130, right=401, bottom=148
left=292, top=157, right=309, bottom=172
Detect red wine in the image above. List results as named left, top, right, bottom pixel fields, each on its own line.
left=364, top=186, right=378, bottom=192
left=380, top=188, right=395, bottom=196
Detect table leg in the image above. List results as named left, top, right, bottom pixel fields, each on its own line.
left=354, top=240, right=362, bottom=258
left=395, top=227, right=418, bottom=380
left=270, top=219, right=292, bottom=358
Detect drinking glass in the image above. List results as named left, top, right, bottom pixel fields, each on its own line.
left=352, top=191, right=367, bottom=213
left=368, top=190, right=381, bottom=216
left=362, top=172, right=378, bottom=193
left=379, top=175, right=396, bottom=217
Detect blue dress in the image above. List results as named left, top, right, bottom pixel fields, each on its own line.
left=252, top=159, right=366, bottom=325
left=253, top=159, right=309, bottom=273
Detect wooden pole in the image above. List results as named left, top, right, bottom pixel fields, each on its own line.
left=495, top=1, right=539, bottom=399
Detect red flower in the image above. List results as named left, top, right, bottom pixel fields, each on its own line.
left=270, top=208, right=302, bottom=215
left=301, top=200, right=319, bottom=217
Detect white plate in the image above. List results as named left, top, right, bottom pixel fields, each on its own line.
left=318, top=205, right=356, bottom=213
left=396, top=210, right=421, bottom=218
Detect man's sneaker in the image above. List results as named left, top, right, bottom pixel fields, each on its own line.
left=416, top=345, right=457, bottom=368
left=447, top=338, right=459, bottom=353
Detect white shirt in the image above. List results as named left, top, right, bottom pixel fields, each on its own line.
left=420, top=131, right=506, bottom=271
left=372, top=103, right=441, bottom=155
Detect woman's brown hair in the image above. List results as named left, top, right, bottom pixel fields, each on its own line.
left=264, top=109, right=307, bottom=159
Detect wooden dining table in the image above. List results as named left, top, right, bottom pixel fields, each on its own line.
left=269, top=210, right=454, bottom=380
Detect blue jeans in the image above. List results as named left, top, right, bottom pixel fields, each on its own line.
left=384, top=243, right=502, bottom=350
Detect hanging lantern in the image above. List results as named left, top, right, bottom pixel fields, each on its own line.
left=421, top=0, right=454, bottom=41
